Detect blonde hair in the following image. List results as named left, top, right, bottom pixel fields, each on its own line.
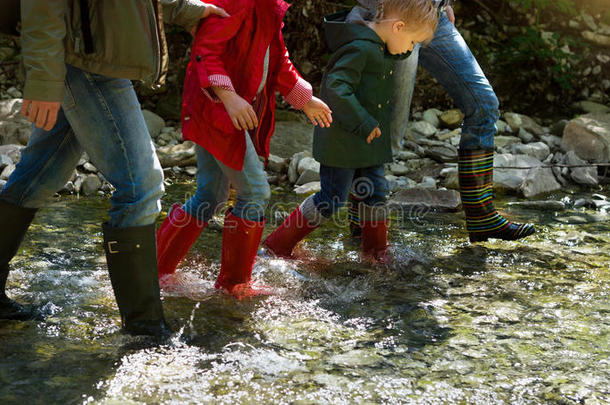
left=375, top=0, right=438, bottom=34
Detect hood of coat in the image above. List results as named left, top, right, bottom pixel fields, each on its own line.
left=323, top=9, right=411, bottom=60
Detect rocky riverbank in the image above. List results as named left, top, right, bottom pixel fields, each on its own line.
left=1, top=97, right=609, bottom=213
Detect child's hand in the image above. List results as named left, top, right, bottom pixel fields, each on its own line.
left=214, top=88, right=258, bottom=131
left=302, top=97, right=333, bottom=128
left=366, top=127, right=381, bottom=144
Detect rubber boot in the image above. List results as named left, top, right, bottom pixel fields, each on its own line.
left=360, top=203, right=390, bottom=263
left=0, top=199, right=41, bottom=320
left=214, top=211, right=268, bottom=299
left=102, top=223, right=171, bottom=336
left=157, top=204, right=207, bottom=278
left=459, top=149, right=536, bottom=242
left=262, top=195, right=324, bottom=258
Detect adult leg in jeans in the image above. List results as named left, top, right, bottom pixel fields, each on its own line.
left=419, top=13, right=534, bottom=242
left=0, top=64, right=169, bottom=334
left=60, top=65, right=169, bottom=335
left=0, top=108, right=83, bottom=320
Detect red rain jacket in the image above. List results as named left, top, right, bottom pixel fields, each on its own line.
left=181, top=0, right=312, bottom=170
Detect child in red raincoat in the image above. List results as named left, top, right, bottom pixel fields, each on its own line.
left=156, top=0, right=332, bottom=298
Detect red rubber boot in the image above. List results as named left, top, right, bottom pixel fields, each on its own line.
left=361, top=219, right=389, bottom=263
left=214, top=211, right=269, bottom=299
left=156, top=204, right=207, bottom=278
left=262, top=206, right=319, bottom=258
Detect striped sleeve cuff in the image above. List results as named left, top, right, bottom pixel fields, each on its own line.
left=284, top=77, right=313, bottom=110
left=202, top=74, right=236, bottom=103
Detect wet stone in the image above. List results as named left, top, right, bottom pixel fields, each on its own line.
left=388, top=188, right=462, bottom=212
left=506, top=200, right=566, bottom=211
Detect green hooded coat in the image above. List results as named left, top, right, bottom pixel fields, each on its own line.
left=313, top=10, right=407, bottom=169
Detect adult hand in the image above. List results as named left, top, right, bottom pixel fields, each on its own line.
left=366, top=127, right=381, bottom=144
left=302, top=97, right=333, bottom=128
left=21, top=100, right=61, bottom=131
left=446, top=5, right=455, bottom=25
left=190, top=3, right=229, bottom=36
left=215, top=88, right=258, bottom=131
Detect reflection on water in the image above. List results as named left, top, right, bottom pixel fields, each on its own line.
left=1, top=182, right=608, bottom=404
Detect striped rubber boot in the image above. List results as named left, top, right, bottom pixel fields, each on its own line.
left=458, top=149, right=536, bottom=243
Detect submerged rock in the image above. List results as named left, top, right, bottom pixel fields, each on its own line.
left=506, top=200, right=566, bottom=211
left=388, top=188, right=462, bottom=212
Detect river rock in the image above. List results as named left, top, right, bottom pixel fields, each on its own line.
left=425, top=143, right=458, bottom=163
left=267, top=154, right=288, bottom=173
left=440, top=109, right=464, bottom=129
left=294, top=181, right=321, bottom=195
left=142, top=109, right=165, bottom=139
left=550, top=120, right=568, bottom=137
left=184, top=166, right=197, bottom=176
left=572, top=100, right=610, bottom=114
left=389, top=162, right=409, bottom=176
left=562, top=112, right=610, bottom=162
left=494, top=136, right=521, bottom=150
left=506, top=200, right=566, bottom=211
left=503, top=112, right=545, bottom=136
left=581, top=31, right=610, bottom=47
left=419, top=176, right=437, bottom=189
left=0, top=145, right=23, bottom=163
left=495, top=119, right=510, bottom=134
left=409, top=121, right=437, bottom=138
left=493, top=153, right=543, bottom=191
left=0, top=154, right=12, bottom=170
left=540, top=135, right=562, bottom=151
left=81, top=174, right=102, bottom=196
left=563, top=151, right=598, bottom=186
left=395, top=150, right=419, bottom=161
left=388, top=188, right=462, bottom=212
left=403, top=140, right=426, bottom=156
left=436, top=128, right=461, bottom=142
left=517, top=128, right=535, bottom=144
left=288, top=151, right=311, bottom=184
left=0, top=118, right=31, bottom=146
left=0, top=163, right=15, bottom=180
left=156, top=141, right=197, bottom=167
left=422, top=108, right=441, bottom=128
left=82, top=162, right=97, bottom=173
left=0, top=98, right=22, bottom=121
left=520, top=166, right=562, bottom=198
left=296, top=157, right=320, bottom=185
left=511, top=142, right=551, bottom=161
left=440, top=166, right=459, bottom=190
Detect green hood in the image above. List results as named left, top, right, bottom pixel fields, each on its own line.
left=323, top=10, right=383, bottom=52
left=323, top=9, right=411, bottom=60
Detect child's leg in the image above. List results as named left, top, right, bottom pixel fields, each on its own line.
left=263, top=165, right=356, bottom=258
left=211, top=135, right=271, bottom=298
left=357, top=166, right=390, bottom=260
left=157, top=145, right=230, bottom=277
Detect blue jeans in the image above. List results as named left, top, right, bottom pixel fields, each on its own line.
left=313, top=165, right=388, bottom=218
left=0, top=65, right=164, bottom=228
left=182, top=133, right=270, bottom=223
left=392, top=12, right=499, bottom=151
